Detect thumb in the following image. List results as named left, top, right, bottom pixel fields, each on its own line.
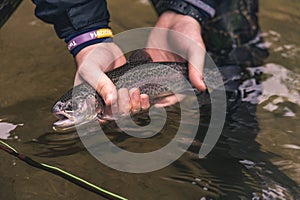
left=189, top=65, right=206, bottom=91
left=95, top=73, right=117, bottom=106
left=77, top=63, right=117, bottom=106
left=188, top=49, right=206, bottom=91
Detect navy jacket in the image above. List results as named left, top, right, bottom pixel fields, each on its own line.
left=32, top=0, right=216, bottom=39
left=33, top=0, right=268, bottom=67
left=32, top=0, right=111, bottom=38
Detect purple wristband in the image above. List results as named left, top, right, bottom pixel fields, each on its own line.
left=67, top=28, right=113, bottom=51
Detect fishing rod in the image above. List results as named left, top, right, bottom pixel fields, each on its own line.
left=0, top=140, right=127, bottom=200
left=0, top=0, right=23, bottom=28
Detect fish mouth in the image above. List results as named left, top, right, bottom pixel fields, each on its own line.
left=52, top=110, right=99, bottom=132
left=52, top=111, right=77, bottom=132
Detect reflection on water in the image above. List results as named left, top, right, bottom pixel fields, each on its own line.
left=0, top=0, right=299, bottom=200
left=0, top=120, right=22, bottom=140
left=30, top=132, right=84, bottom=157
left=261, top=30, right=300, bottom=60
left=257, top=63, right=300, bottom=115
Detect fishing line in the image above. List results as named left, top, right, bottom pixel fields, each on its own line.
left=0, top=140, right=127, bottom=200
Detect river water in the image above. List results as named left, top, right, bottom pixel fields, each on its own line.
left=0, top=1, right=299, bottom=199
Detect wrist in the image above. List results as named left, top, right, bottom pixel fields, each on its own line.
left=157, top=10, right=200, bottom=27
left=65, top=27, right=114, bottom=57
left=75, top=42, right=126, bottom=71
left=154, top=10, right=203, bottom=41
left=153, top=0, right=214, bottom=25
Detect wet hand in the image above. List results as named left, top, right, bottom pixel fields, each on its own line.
left=146, top=11, right=206, bottom=107
left=75, top=42, right=150, bottom=120
left=109, top=88, right=150, bottom=117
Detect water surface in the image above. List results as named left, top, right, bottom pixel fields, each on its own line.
left=0, top=0, right=299, bottom=199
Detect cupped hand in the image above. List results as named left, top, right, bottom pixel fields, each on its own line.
left=146, top=11, right=207, bottom=107
left=74, top=42, right=150, bottom=119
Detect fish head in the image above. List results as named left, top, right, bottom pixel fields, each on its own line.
left=51, top=85, right=104, bottom=132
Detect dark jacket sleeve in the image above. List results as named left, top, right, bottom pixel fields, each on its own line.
left=150, top=0, right=218, bottom=20
left=32, top=0, right=110, bottom=39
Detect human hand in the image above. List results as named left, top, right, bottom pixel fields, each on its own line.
left=146, top=11, right=206, bottom=107
left=75, top=42, right=150, bottom=119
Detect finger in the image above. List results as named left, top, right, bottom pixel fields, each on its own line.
left=77, top=61, right=118, bottom=106
left=129, top=88, right=141, bottom=114
left=189, top=65, right=206, bottom=91
left=98, top=118, right=109, bottom=124
left=74, top=71, right=84, bottom=86
left=188, top=47, right=206, bottom=91
left=154, top=94, right=185, bottom=108
left=96, top=73, right=118, bottom=106
left=117, top=88, right=131, bottom=115
left=140, top=94, right=150, bottom=110
left=75, top=42, right=126, bottom=106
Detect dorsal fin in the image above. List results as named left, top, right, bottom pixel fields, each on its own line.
left=128, top=49, right=152, bottom=64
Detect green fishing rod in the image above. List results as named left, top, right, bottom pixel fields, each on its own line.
left=0, top=140, right=127, bottom=200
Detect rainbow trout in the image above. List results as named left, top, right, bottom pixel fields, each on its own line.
left=52, top=50, right=193, bottom=132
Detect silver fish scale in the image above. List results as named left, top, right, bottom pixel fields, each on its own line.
left=112, top=62, right=189, bottom=100
left=53, top=61, right=189, bottom=114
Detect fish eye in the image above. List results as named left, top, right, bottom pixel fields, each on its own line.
left=70, top=101, right=78, bottom=111
left=64, top=101, right=76, bottom=111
